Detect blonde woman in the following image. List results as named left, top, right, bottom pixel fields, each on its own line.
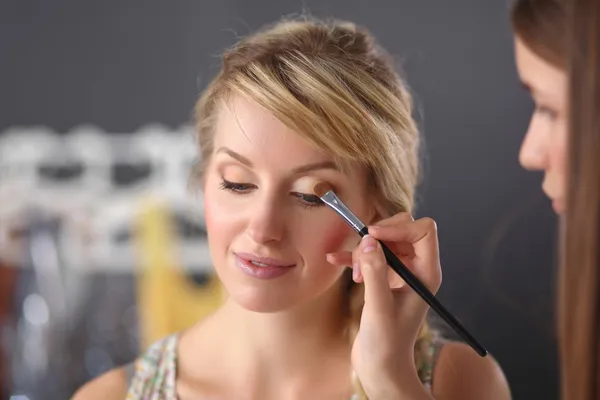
left=74, top=17, right=510, bottom=399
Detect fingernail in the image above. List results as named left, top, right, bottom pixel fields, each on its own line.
left=353, top=261, right=359, bottom=281
left=361, top=235, right=377, bottom=253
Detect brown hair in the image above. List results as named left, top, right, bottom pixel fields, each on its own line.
left=193, top=16, right=433, bottom=399
left=510, top=0, right=566, bottom=67
left=511, top=1, right=600, bottom=399
left=561, top=0, right=600, bottom=398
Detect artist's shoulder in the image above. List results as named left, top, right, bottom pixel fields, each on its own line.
left=70, top=367, right=129, bottom=400
left=433, top=341, right=512, bottom=400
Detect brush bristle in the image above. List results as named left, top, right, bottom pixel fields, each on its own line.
left=313, top=182, right=333, bottom=198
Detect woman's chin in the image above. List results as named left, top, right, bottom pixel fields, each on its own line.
left=228, top=288, right=299, bottom=313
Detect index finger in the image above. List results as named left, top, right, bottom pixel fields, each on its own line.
left=368, top=217, right=439, bottom=261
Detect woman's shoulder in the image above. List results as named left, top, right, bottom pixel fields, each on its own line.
left=71, top=334, right=180, bottom=400
left=432, top=341, right=512, bottom=399
left=70, top=367, right=129, bottom=400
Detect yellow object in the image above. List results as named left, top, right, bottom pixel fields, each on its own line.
left=134, top=198, right=224, bottom=350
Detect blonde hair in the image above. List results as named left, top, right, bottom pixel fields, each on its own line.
left=194, top=16, right=434, bottom=398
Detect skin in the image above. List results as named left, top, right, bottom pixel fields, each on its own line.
left=72, top=95, right=510, bottom=400
left=514, top=37, right=569, bottom=215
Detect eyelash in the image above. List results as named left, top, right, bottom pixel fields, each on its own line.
left=219, top=179, right=324, bottom=209
left=535, top=104, right=558, bottom=120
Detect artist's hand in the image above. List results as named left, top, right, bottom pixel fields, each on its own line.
left=326, top=213, right=441, bottom=399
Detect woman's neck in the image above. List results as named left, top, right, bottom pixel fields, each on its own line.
left=227, top=284, right=348, bottom=366
left=179, top=281, right=353, bottom=399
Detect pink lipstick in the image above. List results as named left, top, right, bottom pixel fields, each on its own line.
left=234, top=252, right=296, bottom=280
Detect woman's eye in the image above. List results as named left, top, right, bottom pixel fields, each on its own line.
left=220, top=179, right=325, bottom=209
left=535, top=105, right=558, bottom=120
left=219, top=179, right=255, bottom=193
left=294, top=192, right=324, bottom=208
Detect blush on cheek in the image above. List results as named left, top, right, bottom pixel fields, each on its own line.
left=203, top=186, right=224, bottom=237
left=316, top=219, right=356, bottom=255
left=203, top=184, right=244, bottom=243
left=203, top=190, right=214, bottom=233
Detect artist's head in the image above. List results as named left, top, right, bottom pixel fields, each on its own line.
left=511, top=0, right=568, bottom=214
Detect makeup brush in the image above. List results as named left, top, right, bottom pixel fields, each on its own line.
left=313, top=182, right=488, bottom=357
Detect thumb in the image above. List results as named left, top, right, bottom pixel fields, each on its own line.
left=359, top=235, right=393, bottom=316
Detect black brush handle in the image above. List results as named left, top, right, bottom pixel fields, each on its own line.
left=358, top=227, right=487, bottom=357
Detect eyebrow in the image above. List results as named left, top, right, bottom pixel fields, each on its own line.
left=521, top=80, right=548, bottom=98
left=520, top=81, right=532, bottom=93
left=215, top=147, right=339, bottom=173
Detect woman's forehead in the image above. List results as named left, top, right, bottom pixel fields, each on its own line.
left=212, top=95, right=364, bottom=176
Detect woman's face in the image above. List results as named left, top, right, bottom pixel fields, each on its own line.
left=514, top=37, right=568, bottom=214
left=202, top=95, right=373, bottom=313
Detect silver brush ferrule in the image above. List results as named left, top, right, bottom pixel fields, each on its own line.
left=319, top=190, right=366, bottom=233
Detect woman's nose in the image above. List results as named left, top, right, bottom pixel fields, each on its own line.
left=246, top=199, right=285, bottom=244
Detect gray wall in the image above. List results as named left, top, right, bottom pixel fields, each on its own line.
left=0, top=1, right=558, bottom=398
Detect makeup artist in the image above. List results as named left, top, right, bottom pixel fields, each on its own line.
left=509, top=0, right=600, bottom=399
left=73, top=17, right=509, bottom=400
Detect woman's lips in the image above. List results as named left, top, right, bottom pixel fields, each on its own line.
left=234, top=252, right=296, bottom=280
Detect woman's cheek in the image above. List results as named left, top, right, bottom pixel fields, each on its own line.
left=552, top=119, right=569, bottom=196
left=203, top=185, right=232, bottom=238
left=312, top=217, right=356, bottom=255
left=203, top=186, right=216, bottom=233
left=305, top=196, right=370, bottom=256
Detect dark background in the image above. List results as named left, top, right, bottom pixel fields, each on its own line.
left=0, top=1, right=559, bottom=398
